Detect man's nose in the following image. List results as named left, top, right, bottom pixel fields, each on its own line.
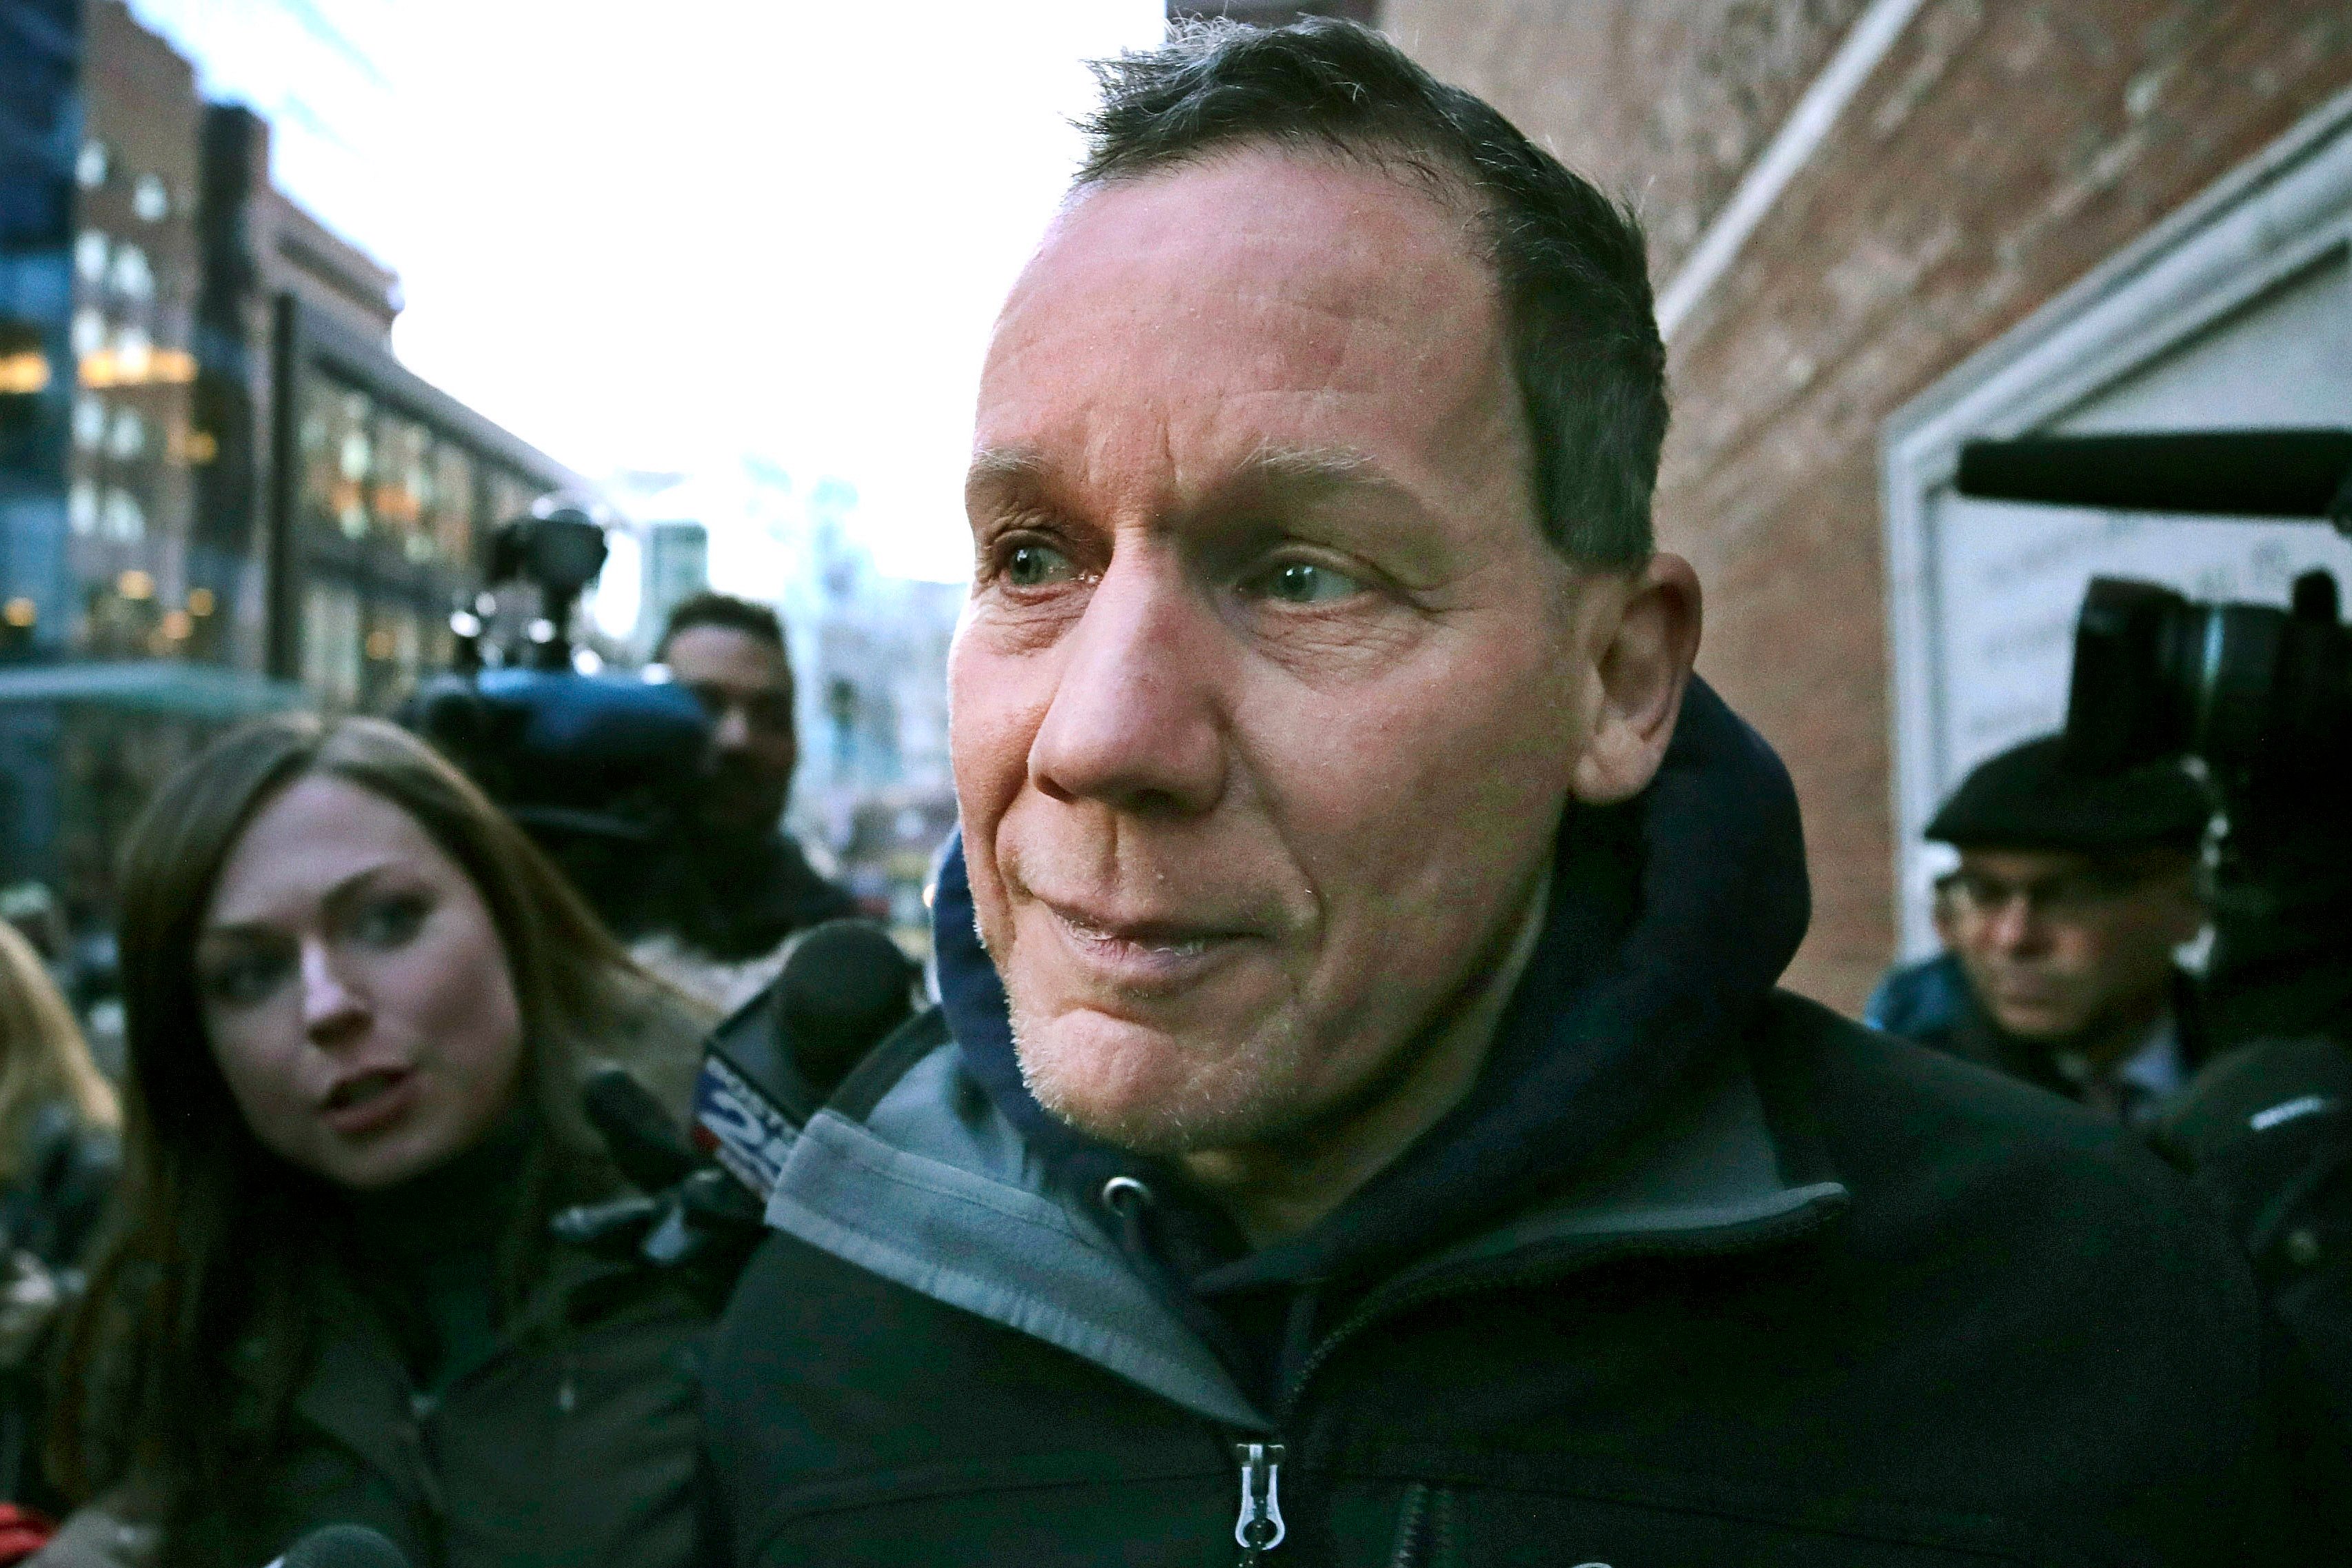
left=1027, top=554, right=1226, bottom=817
left=712, top=704, right=755, bottom=754
left=299, top=941, right=369, bottom=1045
left=1983, top=894, right=2046, bottom=956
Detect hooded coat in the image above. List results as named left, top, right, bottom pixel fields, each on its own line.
left=701, top=681, right=2305, bottom=1565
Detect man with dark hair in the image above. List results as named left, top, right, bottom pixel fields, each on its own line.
left=702, top=21, right=2306, bottom=1562
left=634, top=592, right=853, bottom=1012
left=1868, top=735, right=2212, bottom=1124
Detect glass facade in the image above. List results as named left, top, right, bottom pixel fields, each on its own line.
left=289, top=365, right=543, bottom=716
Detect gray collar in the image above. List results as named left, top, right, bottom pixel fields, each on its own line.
left=764, top=1032, right=1846, bottom=1430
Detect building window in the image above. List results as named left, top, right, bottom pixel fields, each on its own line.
left=301, top=381, right=377, bottom=542
left=100, top=490, right=146, bottom=543
left=75, top=141, right=110, bottom=190
left=371, top=411, right=432, bottom=559
left=132, top=174, right=169, bottom=223
left=105, top=408, right=143, bottom=461
left=302, top=583, right=364, bottom=709
left=428, top=443, right=476, bottom=566
left=108, top=245, right=154, bottom=302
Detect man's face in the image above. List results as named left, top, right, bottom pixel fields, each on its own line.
left=951, top=149, right=1655, bottom=1156
left=1938, top=847, right=2202, bottom=1047
left=663, top=623, right=797, bottom=834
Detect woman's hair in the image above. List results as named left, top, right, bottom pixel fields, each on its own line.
left=0, top=918, right=119, bottom=1180
left=48, top=712, right=680, bottom=1531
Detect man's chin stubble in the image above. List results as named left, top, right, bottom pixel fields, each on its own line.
left=1009, top=1006, right=1312, bottom=1158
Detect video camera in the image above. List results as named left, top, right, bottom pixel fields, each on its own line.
left=1955, top=427, right=2352, bottom=1043
left=400, top=499, right=710, bottom=938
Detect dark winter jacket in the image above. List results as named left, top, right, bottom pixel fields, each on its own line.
left=36, top=1125, right=710, bottom=1568
left=702, top=681, right=2304, bottom=1565
left=1868, top=952, right=2212, bottom=1117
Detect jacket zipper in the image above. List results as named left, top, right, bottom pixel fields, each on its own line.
left=1232, top=1440, right=1287, bottom=1565
left=1227, top=1205, right=1837, bottom=1562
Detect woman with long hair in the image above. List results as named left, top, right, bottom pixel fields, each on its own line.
left=37, top=714, right=712, bottom=1568
left=0, top=920, right=117, bottom=1271
left=0, top=918, right=119, bottom=1512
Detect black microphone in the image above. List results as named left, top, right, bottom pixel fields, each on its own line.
left=694, top=919, right=916, bottom=1198
left=1953, top=428, right=2352, bottom=522
left=268, top=1525, right=410, bottom=1568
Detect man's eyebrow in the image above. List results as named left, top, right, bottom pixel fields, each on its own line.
left=965, top=446, right=1050, bottom=498
left=1226, top=446, right=1435, bottom=522
left=1242, top=445, right=1382, bottom=484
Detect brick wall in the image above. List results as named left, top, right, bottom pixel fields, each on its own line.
left=1390, top=0, right=2352, bottom=1010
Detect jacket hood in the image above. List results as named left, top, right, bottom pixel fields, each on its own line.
left=932, top=675, right=1810, bottom=1285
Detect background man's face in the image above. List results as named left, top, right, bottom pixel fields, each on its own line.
left=664, top=624, right=798, bottom=834
left=1937, top=847, right=2202, bottom=1047
left=951, top=149, right=1618, bottom=1156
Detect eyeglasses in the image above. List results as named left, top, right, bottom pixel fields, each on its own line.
left=1938, top=864, right=2169, bottom=923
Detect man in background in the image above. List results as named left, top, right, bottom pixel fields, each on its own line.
left=1868, top=734, right=2211, bottom=1125
left=633, top=593, right=854, bottom=1013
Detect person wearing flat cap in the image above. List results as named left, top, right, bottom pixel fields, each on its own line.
left=1867, top=734, right=2213, bottom=1125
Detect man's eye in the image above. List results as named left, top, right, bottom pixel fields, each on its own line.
left=1250, top=560, right=1363, bottom=605
left=1003, top=541, right=1075, bottom=588
left=350, top=894, right=428, bottom=948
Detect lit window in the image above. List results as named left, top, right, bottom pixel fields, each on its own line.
left=132, top=175, right=168, bottom=223
left=74, top=231, right=108, bottom=283
left=110, top=245, right=154, bottom=301
left=71, top=310, right=105, bottom=358
left=107, top=408, right=144, bottom=460
left=0, top=352, right=45, bottom=394
left=72, top=397, right=105, bottom=450
left=339, top=430, right=370, bottom=482
left=75, top=142, right=109, bottom=190
left=101, top=490, right=145, bottom=542
left=68, top=483, right=98, bottom=535
left=112, top=326, right=151, bottom=378
left=340, top=501, right=368, bottom=539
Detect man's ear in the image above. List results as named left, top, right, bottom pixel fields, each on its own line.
left=1570, top=552, right=1702, bottom=806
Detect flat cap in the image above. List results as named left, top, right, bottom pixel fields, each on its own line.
left=1926, top=734, right=2209, bottom=853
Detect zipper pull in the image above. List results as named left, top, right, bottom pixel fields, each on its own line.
left=1232, top=1440, right=1287, bottom=1564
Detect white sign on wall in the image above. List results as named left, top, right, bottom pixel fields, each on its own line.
left=1882, top=89, right=2352, bottom=960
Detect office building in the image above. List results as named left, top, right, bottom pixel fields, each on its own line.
left=0, top=0, right=584, bottom=921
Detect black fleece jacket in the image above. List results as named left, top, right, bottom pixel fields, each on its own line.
left=703, top=680, right=2315, bottom=1565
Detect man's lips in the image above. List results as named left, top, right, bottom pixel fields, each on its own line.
left=1036, top=900, right=1266, bottom=990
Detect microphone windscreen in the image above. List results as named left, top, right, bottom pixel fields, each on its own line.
left=777, top=921, right=916, bottom=1094
left=278, top=1525, right=411, bottom=1568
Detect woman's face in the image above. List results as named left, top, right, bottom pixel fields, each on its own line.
left=193, top=774, right=526, bottom=1190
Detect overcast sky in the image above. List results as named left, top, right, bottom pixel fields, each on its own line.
left=127, top=0, right=1167, bottom=583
